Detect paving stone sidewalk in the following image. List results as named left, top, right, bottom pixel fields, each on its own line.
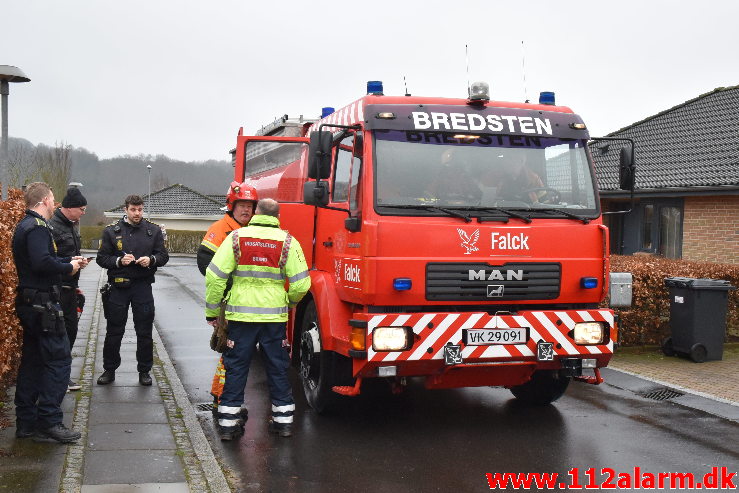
left=0, top=261, right=229, bottom=492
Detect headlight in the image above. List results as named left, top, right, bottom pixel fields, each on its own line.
left=573, top=322, right=606, bottom=345
left=372, top=326, right=412, bottom=351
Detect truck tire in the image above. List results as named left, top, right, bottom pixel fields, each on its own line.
left=299, top=301, right=338, bottom=414
left=509, top=370, right=571, bottom=405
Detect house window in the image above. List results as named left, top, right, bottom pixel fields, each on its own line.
left=638, top=200, right=683, bottom=258
left=659, top=206, right=682, bottom=258
left=642, top=204, right=654, bottom=250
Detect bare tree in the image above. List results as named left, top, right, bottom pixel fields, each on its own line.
left=37, top=142, right=72, bottom=196
left=151, top=171, right=170, bottom=192
left=7, top=139, right=35, bottom=187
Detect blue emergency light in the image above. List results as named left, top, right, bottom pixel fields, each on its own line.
left=367, top=80, right=384, bottom=95
left=393, top=278, right=412, bottom=291
left=321, top=107, right=335, bottom=118
left=580, top=277, right=598, bottom=289
left=539, top=91, right=556, bottom=105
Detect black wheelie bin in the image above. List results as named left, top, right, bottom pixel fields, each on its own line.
left=662, top=277, right=735, bottom=362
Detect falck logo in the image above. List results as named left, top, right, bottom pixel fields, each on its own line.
left=457, top=228, right=480, bottom=255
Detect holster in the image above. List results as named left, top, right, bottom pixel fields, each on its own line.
left=100, top=283, right=112, bottom=318
left=31, top=300, right=65, bottom=336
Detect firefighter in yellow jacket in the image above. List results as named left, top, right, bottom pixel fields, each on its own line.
left=205, top=198, right=310, bottom=440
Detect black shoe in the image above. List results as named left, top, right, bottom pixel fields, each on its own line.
left=219, top=426, right=244, bottom=441
left=139, top=372, right=152, bottom=386
left=36, top=423, right=81, bottom=443
left=68, top=380, right=81, bottom=391
left=97, top=370, right=115, bottom=385
left=268, top=420, right=293, bottom=437
left=15, top=428, right=36, bottom=439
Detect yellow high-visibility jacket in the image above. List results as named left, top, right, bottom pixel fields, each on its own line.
left=205, top=215, right=310, bottom=322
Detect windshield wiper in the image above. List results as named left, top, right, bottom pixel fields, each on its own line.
left=381, top=204, right=472, bottom=223
left=467, top=207, right=532, bottom=224
left=532, top=208, right=591, bottom=224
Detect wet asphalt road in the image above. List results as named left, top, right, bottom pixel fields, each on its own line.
left=154, top=259, right=739, bottom=492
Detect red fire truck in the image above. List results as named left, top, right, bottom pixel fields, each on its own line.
left=232, top=81, right=633, bottom=412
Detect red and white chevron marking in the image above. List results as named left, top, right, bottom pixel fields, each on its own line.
left=366, top=310, right=615, bottom=363
left=307, top=100, right=364, bottom=132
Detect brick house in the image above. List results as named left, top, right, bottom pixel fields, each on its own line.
left=592, top=86, right=739, bottom=264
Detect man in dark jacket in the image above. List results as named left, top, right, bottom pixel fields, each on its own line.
left=95, top=194, right=169, bottom=386
left=48, top=186, right=87, bottom=392
left=12, top=182, right=86, bottom=443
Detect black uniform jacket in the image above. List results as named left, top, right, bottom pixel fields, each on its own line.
left=48, top=208, right=82, bottom=287
left=12, top=210, right=73, bottom=291
left=96, top=217, right=169, bottom=282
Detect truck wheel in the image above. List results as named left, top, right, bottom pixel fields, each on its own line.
left=661, top=337, right=676, bottom=357
left=509, top=370, right=571, bottom=405
left=299, top=301, right=336, bottom=414
left=690, top=343, right=707, bottom=363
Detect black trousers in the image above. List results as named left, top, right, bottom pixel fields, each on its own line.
left=14, top=301, right=71, bottom=431
left=60, top=286, right=79, bottom=350
left=102, top=279, right=155, bottom=373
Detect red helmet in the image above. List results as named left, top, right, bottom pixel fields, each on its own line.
left=226, top=181, right=258, bottom=212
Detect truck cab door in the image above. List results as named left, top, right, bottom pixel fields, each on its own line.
left=313, top=130, right=365, bottom=303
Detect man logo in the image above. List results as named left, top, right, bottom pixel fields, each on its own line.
left=487, top=285, right=504, bottom=297
left=457, top=228, right=480, bottom=255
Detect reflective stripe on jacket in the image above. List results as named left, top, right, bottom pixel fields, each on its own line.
left=205, top=215, right=311, bottom=322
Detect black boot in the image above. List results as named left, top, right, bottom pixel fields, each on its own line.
left=97, top=370, right=115, bottom=385
left=37, top=423, right=81, bottom=443
left=268, top=420, right=293, bottom=437
left=15, top=427, right=36, bottom=439
left=139, top=372, right=152, bottom=386
left=219, top=426, right=244, bottom=441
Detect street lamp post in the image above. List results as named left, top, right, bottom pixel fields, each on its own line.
left=146, top=164, right=152, bottom=220
left=0, top=65, right=31, bottom=201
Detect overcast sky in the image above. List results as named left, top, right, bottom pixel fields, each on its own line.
left=2, top=0, right=738, bottom=163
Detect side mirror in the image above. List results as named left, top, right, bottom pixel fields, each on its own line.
left=303, top=181, right=329, bottom=207
left=344, top=216, right=361, bottom=232
left=619, top=147, right=635, bottom=191
left=308, top=130, right=333, bottom=179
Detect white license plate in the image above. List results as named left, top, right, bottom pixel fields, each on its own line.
left=464, top=328, right=528, bottom=345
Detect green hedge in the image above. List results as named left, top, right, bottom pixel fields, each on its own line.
left=165, top=229, right=204, bottom=254
left=80, top=226, right=204, bottom=254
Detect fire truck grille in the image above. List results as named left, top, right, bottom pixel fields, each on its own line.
left=425, top=262, right=561, bottom=301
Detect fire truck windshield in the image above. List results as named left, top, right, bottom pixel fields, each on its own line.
left=373, top=130, right=599, bottom=218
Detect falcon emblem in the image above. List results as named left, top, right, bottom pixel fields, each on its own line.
left=457, top=228, right=480, bottom=255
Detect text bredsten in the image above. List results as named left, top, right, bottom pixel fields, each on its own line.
left=411, top=111, right=553, bottom=135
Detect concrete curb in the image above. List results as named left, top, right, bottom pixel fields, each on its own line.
left=60, top=267, right=106, bottom=493
left=152, top=327, right=231, bottom=492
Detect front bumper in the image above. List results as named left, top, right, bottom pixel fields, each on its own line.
left=350, top=309, right=616, bottom=387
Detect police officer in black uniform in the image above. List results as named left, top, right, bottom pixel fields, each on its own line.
left=48, top=186, right=88, bottom=392
left=12, top=182, right=86, bottom=443
left=96, top=194, right=169, bottom=386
